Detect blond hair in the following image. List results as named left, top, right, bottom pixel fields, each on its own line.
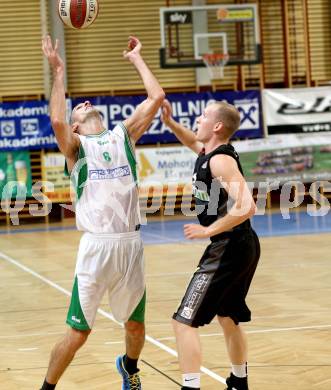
left=213, top=101, right=241, bottom=138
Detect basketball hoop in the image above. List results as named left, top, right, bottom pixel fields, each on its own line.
left=202, top=53, right=229, bottom=80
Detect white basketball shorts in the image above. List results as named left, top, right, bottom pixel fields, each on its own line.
left=66, top=231, right=145, bottom=330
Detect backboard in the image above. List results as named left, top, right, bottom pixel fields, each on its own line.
left=159, top=4, right=261, bottom=68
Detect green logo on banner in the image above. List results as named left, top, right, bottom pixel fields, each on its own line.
left=0, top=151, right=32, bottom=199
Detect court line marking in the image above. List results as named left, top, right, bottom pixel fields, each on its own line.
left=142, top=359, right=181, bottom=387
left=154, top=324, right=331, bottom=341
left=18, top=348, right=38, bottom=352
left=313, top=378, right=331, bottom=387
left=0, top=250, right=226, bottom=385
left=0, top=331, right=70, bottom=339
left=0, top=328, right=117, bottom=339
left=0, top=270, right=201, bottom=287
left=1, top=210, right=331, bottom=238
left=142, top=230, right=186, bottom=243
left=5, top=322, right=331, bottom=343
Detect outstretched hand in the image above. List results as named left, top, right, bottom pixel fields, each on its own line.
left=123, top=36, right=142, bottom=62
left=184, top=224, right=209, bottom=240
left=161, top=99, right=173, bottom=126
left=42, top=35, right=64, bottom=75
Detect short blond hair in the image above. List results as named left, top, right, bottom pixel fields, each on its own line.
left=212, top=101, right=241, bottom=138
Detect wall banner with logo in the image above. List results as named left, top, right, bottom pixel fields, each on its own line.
left=0, top=151, right=32, bottom=199
left=136, top=146, right=196, bottom=188
left=136, top=132, right=331, bottom=189
left=41, top=153, right=72, bottom=203
left=72, top=90, right=263, bottom=144
left=232, top=133, right=331, bottom=184
left=0, top=92, right=262, bottom=151
left=263, top=87, right=331, bottom=135
left=0, top=100, right=72, bottom=151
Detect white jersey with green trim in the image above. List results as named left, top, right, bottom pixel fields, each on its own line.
left=71, top=123, right=140, bottom=234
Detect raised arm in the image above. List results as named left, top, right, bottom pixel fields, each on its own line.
left=42, top=36, right=79, bottom=159
left=161, top=99, right=203, bottom=154
left=123, top=36, right=165, bottom=143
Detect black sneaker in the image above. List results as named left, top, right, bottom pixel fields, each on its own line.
left=182, top=388, right=200, bottom=390
left=182, top=387, right=200, bottom=390
left=225, top=373, right=248, bottom=390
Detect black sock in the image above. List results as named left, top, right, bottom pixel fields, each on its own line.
left=123, top=354, right=138, bottom=375
left=181, top=387, right=200, bottom=390
left=40, top=379, right=56, bottom=390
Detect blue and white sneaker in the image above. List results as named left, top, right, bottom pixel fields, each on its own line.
left=116, top=355, right=142, bottom=390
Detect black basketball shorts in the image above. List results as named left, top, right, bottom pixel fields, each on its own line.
left=173, top=229, right=260, bottom=327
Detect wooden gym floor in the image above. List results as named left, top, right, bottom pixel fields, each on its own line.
left=0, top=214, right=330, bottom=389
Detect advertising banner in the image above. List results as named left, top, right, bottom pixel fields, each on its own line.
left=233, top=133, right=331, bottom=184
left=0, top=100, right=62, bottom=151
left=263, top=87, right=331, bottom=134
left=0, top=92, right=262, bottom=152
left=41, top=153, right=72, bottom=203
left=136, top=146, right=196, bottom=188
left=72, top=90, right=263, bottom=144
left=0, top=151, right=32, bottom=199
left=136, top=133, right=331, bottom=190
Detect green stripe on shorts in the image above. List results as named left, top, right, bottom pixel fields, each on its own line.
left=128, top=290, right=146, bottom=323
left=66, top=276, right=90, bottom=330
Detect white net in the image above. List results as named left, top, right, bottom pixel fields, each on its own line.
left=202, top=53, right=229, bottom=80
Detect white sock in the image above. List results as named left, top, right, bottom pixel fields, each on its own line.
left=231, top=363, right=247, bottom=378
left=182, top=373, right=201, bottom=388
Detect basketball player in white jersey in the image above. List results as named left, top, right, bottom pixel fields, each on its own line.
left=40, top=35, right=164, bottom=390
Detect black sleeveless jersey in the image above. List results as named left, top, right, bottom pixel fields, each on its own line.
left=192, top=143, right=251, bottom=237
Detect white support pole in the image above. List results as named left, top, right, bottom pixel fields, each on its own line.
left=49, top=0, right=68, bottom=90
left=192, top=0, right=209, bottom=87
left=41, top=0, right=68, bottom=99
left=40, top=0, right=51, bottom=99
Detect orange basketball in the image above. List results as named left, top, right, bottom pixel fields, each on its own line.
left=58, top=0, right=99, bottom=29
left=217, top=8, right=229, bottom=21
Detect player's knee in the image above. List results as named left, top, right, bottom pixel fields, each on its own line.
left=125, top=320, right=145, bottom=339
left=172, top=318, right=189, bottom=335
left=67, top=328, right=90, bottom=350
left=218, top=316, right=237, bottom=331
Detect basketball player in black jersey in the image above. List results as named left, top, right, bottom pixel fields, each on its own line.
left=161, top=99, right=260, bottom=390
